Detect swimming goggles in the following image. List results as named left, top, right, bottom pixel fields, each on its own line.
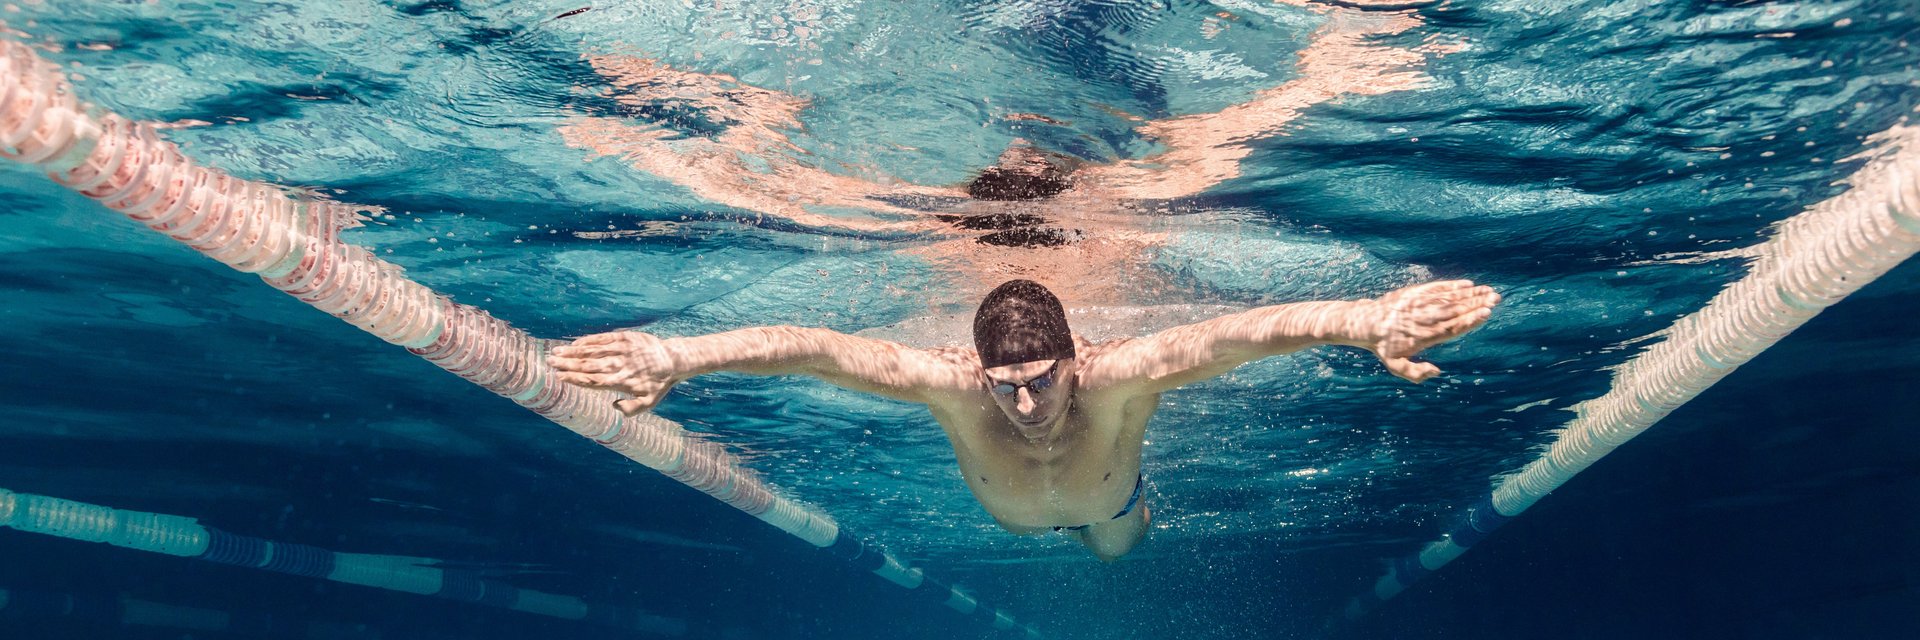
left=991, top=361, right=1059, bottom=396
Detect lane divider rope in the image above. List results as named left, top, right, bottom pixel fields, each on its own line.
left=0, top=487, right=686, bottom=635
left=0, top=39, right=1038, bottom=638
left=0, top=585, right=457, bottom=639
left=1339, top=123, right=1920, bottom=620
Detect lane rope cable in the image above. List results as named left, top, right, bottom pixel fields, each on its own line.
left=1339, top=121, right=1920, bottom=620
left=0, top=487, right=687, bottom=636
left=0, top=39, right=1039, bottom=638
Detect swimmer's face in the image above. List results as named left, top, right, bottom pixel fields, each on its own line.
left=984, top=358, right=1076, bottom=440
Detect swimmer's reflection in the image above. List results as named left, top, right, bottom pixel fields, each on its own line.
left=965, top=145, right=1075, bottom=202
left=558, top=4, right=1444, bottom=302
left=561, top=5, right=1432, bottom=224
left=941, top=144, right=1081, bottom=248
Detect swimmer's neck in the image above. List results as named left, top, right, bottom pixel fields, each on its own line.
left=984, top=395, right=1084, bottom=456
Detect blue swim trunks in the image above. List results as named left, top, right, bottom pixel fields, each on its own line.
left=1055, top=474, right=1144, bottom=532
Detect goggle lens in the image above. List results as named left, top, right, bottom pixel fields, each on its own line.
left=990, top=364, right=1057, bottom=396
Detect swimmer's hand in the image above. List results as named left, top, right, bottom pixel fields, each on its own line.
left=548, top=331, right=681, bottom=415
left=1362, top=280, right=1500, bottom=383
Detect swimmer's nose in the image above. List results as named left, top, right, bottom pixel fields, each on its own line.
left=1015, top=388, right=1037, bottom=415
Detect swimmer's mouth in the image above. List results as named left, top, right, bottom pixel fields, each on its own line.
left=1015, top=416, right=1053, bottom=430
left=1012, top=417, right=1059, bottom=441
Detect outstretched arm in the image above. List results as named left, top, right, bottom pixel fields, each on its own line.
left=1079, top=281, right=1499, bottom=395
left=547, top=326, right=979, bottom=415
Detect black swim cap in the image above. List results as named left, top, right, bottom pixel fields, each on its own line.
left=966, top=165, right=1071, bottom=201
left=965, top=146, right=1073, bottom=201
left=973, top=279, right=1076, bottom=369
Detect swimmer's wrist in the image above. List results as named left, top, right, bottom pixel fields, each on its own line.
left=1251, top=300, right=1377, bottom=351
left=648, top=335, right=691, bottom=378
left=1328, top=299, right=1387, bottom=349
left=654, top=326, right=805, bottom=377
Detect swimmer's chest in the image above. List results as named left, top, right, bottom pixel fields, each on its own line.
left=934, top=393, right=1155, bottom=526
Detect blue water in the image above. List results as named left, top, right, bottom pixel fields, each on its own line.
left=1, top=1, right=1917, bottom=638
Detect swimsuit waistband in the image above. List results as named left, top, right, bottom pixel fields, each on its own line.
left=1056, top=474, right=1144, bottom=532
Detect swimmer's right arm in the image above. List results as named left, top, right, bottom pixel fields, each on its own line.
left=1079, top=280, right=1498, bottom=394
left=548, top=327, right=979, bottom=414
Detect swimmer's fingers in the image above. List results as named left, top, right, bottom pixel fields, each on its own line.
left=1382, top=357, right=1441, bottom=384
left=1440, top=306, right=1493, bottom=338
left=555, top=371, right=630, bottom=387
left=1438, top=287, right=1500, bottom=338
left=1397, top=310, right=1489, bottom=357
left=1434, top=284, right=1492, bottom=314
left=543, top=355, right=607, bottom=373
left=551, top=376, right=668, bottom=415
left=1412, top=283, right=1494, bottom=322
left=551, top=342, right=631, bottom=359
left=1379, top=280, right=1468, bottom=323
left=1423, top=279, right=1476, bottom=294
left=547, top=355, right=625, bottom=374
left=1416, top=291, right=1499, bottom=352
left=570, top=331, right=632, bottom=347
left=1371, top=282, right=1499, bottom=381
left=1451, top=285, right=1500, bottom=316
left=614, top=382, right=674, bottom=414
left=1402, top=279, right=1474, bottom=303
left=614, top=398, right=657, bottom=416
left=570, top=329, right=668, bottom=350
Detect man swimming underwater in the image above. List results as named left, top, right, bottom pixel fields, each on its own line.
left=549, top=278, right=1499, bottom=561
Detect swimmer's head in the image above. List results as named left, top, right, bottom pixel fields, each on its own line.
left=975, top=280, right=1077, bottom=438
left=966, top=144, right=1073, bottom=201
left=975, top=280, right=1075, bottom=369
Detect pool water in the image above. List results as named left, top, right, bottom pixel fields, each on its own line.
left=0, top=1, right=1916, bottom=638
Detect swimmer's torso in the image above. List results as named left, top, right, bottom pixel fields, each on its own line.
left=923, top=342, right=1160, bottom=531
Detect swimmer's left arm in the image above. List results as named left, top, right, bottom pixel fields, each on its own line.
left=549, top=326, right=979, bottom=414
left=1079, top=280, right=1499, bottom=394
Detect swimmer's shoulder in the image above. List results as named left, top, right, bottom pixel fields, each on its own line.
left=1070, top=334, right=1151, bottom=397
left=920, top=344, right=982, bottom=368
left=1074, top=334, right=1132, bottom=364
left=914, top=345, right=989, bottom=404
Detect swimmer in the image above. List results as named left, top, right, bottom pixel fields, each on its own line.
left=936, top=142, right=1085, bottom=248
left=561, top=3, right=1437, bottom=232
left=548, top=278, right=1499, bottom=561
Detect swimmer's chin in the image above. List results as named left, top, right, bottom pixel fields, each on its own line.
left=1013, top=415, right=1062, bottom=440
